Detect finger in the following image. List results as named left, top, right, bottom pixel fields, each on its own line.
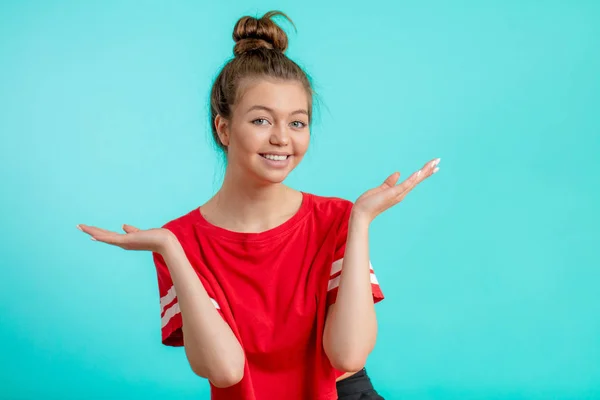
left=122, top=224, right=141, bottom=233
left=388, top=170, right=420, bottom=197
left=388, top=161, right=435, bottom=199
left=360, top=172, right=402, bottom=198
left=396, top=158, right=441, bottom=197
left=405, top=158, right=441, bottom=188
left=77, top=224, right=117, bottom=236
left=382, top=172, right=400, bottom=188
left=419, top=158, right=441, bottom=181
left=377, top=158, right=441, bottom=210
left=91, top=232, right=128, bottom=247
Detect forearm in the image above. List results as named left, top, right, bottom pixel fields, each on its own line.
left=323, top=212, right=377, bottom=371
left=162, top=236, right=245, bottom=388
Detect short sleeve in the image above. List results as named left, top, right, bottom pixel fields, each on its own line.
left=326, top=202, right=385, bottom=307
left=153, top=252, right=222, bottom=347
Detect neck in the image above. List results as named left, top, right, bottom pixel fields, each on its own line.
left=204, top=165, right=299, bottom=232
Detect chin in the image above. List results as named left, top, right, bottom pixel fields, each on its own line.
left=246, top=157, right=295, bottom=184
left=257, top=170, right=291, bottom=185
left=248, top=164, right=295, bottom=185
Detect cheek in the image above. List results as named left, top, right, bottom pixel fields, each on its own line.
left=230, top=126, right=262, bottom=153
left=295, top=132, right=311, bottom=155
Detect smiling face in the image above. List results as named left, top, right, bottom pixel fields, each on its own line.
left=215, top=78, right=311, bottom=185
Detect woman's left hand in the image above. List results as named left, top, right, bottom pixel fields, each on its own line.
left=352, top=158, right=440, bottom=223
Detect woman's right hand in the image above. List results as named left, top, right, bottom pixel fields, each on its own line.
left=77, top=224, right=176, bottom=254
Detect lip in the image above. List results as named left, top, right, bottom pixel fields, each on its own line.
left=259, top=152, right=292, bottom=156
left=259, top=153, right=291, bottom=169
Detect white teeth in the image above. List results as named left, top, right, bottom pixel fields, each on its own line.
left=262, top=154, right=288, bottom=161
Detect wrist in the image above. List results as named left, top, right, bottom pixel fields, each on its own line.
left=349, top=210, right=372, bottom=230
left=158, top=231, right=182, bottom=256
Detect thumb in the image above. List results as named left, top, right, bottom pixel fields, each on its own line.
left=361, top=172, right=402, bottom=198
left=382, top=172, right=400, bottom=188
left=122, top=224, right=141, bottom=233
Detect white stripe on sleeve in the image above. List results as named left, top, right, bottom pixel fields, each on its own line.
left=327, top=258, right=378, bottom=291
left=160, top=286, right=220, bottom=328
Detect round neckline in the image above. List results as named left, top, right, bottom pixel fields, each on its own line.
left=193, top=191, right=312, bottom=242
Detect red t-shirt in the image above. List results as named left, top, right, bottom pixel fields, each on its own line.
left=153, top=192, right=384, bottom=400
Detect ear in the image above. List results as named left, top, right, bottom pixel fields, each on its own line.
left=214, top=115, right=230, bottom=147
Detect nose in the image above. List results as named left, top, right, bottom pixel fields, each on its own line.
left=269, top=123, right=290, bottom=146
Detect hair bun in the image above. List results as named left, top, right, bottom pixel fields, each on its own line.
left=233, top=11, right=293, bottom=56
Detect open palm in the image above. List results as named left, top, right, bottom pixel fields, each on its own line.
left=77, top=224, right=174, bottom=254
left=353, top=158, right=440, bottom=222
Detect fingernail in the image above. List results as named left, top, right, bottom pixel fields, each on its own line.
left=434, top=158, right=441, bottom=166
left=77, top=225, right=83, bottom=231
left=90, top=237, right=97, bottom=241
left=416, top=170, right=422, bottom=178
left=433, top=167, right=439, bottom=174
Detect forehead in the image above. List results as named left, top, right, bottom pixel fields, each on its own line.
left=235, top=78, right=308, bottom=114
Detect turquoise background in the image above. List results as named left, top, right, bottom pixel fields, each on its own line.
left=1, top=1, right=599, bottom=399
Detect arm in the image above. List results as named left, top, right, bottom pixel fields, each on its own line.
left=162, top=235, right=245, bottom=388
left=77, top=222, right=245, bottom=388
left=323, top=158, right=440, bottom=371
left=323, top=213, right=377, bottom=372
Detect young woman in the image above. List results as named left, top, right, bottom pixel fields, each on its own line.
left=78, top=11, right=439, bottom=400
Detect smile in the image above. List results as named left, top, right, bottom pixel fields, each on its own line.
left=260, top=154, right=290, bottom=161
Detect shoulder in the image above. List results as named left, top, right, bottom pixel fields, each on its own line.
left=304, top=192, right=353, bottom=222
left=160, top=208, right=198, bottom=241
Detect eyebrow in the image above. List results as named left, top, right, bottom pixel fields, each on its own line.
left=246, top=105, right=309, bottom=117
